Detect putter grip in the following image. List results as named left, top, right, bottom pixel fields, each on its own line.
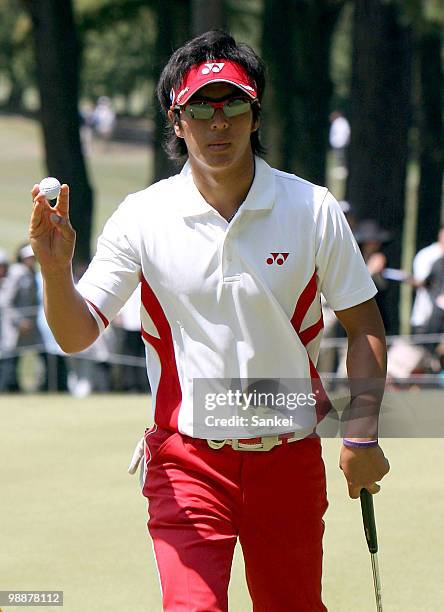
left=360, top=488, right=378, bottom=554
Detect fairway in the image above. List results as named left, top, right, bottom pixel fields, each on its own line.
left=1, top=393, right=443, bottom=611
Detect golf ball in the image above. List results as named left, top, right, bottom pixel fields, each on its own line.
left=39, top=177, right=61, bottom=200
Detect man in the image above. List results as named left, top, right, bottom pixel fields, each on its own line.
left=0, top=243, right=43, bottom=391
left=411, top=227, right=444, bottom=335
left=422, top=253, right=444, bottom=353
left=328, top=110, right=350, bottom=179
left=30, top=31, right=389, bottom=612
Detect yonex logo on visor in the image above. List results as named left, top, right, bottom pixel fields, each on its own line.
left=201, top=63, right=225, bottom=74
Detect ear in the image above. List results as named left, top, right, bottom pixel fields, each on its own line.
left=168, top=109, right=184, bottom=138
left=251, top=115, right=260, bottom=133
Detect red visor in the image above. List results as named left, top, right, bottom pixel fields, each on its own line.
left=170, top=60, right=257, bottom=107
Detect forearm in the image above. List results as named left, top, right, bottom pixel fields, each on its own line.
left=344, top=328, right=387, bottom=440
left=43, top=266, right=99, bottom=353
left=334, top=299, right=390, bottom=497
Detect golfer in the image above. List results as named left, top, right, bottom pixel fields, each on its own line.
left=29, top=30, right=389, bottom=612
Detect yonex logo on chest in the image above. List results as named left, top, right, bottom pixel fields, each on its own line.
left=266, top=253, right=289, bottom=266
left=201, top=62, right=225, bottom=74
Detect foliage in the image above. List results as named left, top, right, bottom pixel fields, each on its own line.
left=396, top=0, right=444, bottom=28
left=330, top=2, right=353, bottom=111
left=0, top=0, right=34, bottom=107
left=80, top=6, right=156, bottom=110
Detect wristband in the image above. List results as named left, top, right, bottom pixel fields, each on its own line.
left=343, top=438, right=378, bottom=449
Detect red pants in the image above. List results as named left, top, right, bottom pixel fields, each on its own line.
left=143, top=426, right=328, bottom=611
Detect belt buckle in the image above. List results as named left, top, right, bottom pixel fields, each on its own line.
left=231, top=435, right=281, bottom=451
left=207, top=439, right=228, bottom=450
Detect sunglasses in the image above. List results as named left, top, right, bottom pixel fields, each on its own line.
left=176, top=97, right=256, bottom=120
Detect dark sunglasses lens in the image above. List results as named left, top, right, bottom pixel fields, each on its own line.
left=183, top=98, right=251, bottom=119
left=223, top=99, right=251, bottom=117
left=184, top=103, right=214, bottom=119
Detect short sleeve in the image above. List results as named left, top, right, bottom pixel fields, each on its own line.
left=413, top=247, right=438, bottom=283
left=315, top=191, right=377, bottom=311
left=77, top=197, right=141, bottom=333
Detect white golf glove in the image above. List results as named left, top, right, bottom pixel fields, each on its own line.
left=128, top=437, right=144, bottom=475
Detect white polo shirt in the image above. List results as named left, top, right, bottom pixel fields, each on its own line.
left=77, top=156, right=376, bottom=438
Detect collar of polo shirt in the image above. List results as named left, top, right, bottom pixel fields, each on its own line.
left=178, top=156, right=276, bottom=218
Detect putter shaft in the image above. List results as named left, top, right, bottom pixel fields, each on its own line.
left=370, top=552, right=383, bottom=611
left=360, top=489, right=383, bottom=611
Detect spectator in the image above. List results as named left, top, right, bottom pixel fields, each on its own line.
left=36, top=271, right=69, bottom=392
left=0, top=243, right=43, bottom=391
left=91, top=96, right=116, bottom=149
left=67, top=261, right=118, bottom=397
left=422, top=255, right=444, bottom=352
left=318, top=201, right=356, bottom=375
left=68, top=324, right=118, bottom=397
left=79, top=102, right=95, bottom=156
left=329, top=111, right=350, bottom=179
left=0, top=249, right=8, bottom=279
left=437, top=343, right=444, bottom=387
left=354, top=220, right=392, bottom=330
left=114, top=285, right=149, bottom=393
left=0, top=248, right=11, bottom=391
left=411, top=227, right=444, bottom=335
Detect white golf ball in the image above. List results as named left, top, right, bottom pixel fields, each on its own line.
left=39, top=177, right=61, bottom=200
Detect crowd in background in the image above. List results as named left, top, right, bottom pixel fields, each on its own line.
left=0, top=243, right=147, bottom=395
left=319, top=202, right=444, bottom=383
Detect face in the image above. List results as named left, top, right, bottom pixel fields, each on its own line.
left=169, top=83, right=259, bottom=173
left=22, top=255, right=35, bottom=270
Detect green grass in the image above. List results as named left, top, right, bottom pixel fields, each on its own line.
left=1, top=393, right=443, bottom=611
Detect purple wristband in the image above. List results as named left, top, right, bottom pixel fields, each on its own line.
left=343, top=438, right=378, bottom=449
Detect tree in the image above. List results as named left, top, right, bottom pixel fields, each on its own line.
left=191, top=0, right=226, bottom=35
left=0, top=0, right=34, bottom=111
left=152, top=0, right=227, bottom=182
left=261, top=0, right=345, bottom=185
left=78, top=0, right=157, bottom=112
left=151, top=0, right=191, bottom=182
left=347, top=0, right=412, bottom=333
left=23, top=0, right=94, bottom=266
left=415, top=21, right=443, bottom=250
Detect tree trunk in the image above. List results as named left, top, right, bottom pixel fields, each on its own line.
left=152, top=0, right=190, bottom=182
left=5, top=73, right=24, bottom=112
left=347, top=0, right=412, bottom=333
left=261, top=0, right=344, bottom=184
left=191, top=0, right=226, bottom=35
left=416, top=25, right=444, bottom=251
left=24, top=0, right=94, bottom=266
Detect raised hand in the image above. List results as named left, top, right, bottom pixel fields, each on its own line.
left=29, top=183, right=76, bottom=273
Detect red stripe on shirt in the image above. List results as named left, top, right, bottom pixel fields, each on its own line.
left=290, top=272, right=331, bottom=423
left=298, top=314, right=324, bottom=347
left=140, top=275, right=182, bottom=430
left=84, top=298, right=109, bottom=328
left=290, top=269, right=318, bottom=333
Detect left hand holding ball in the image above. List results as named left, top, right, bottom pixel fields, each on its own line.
left=38, top=177, right=62, bottom=201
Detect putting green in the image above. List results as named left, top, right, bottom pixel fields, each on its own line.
left=0, top=394, right=443, bottom=611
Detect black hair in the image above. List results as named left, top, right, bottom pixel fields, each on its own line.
left=156, top=30, right=266, bottom=161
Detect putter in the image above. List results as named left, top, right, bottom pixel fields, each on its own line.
left=360, top=488, right=383, bottom=611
